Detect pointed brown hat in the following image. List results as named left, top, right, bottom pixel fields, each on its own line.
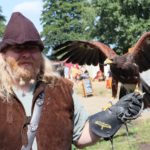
left=0, top=12, right=44, bottom=51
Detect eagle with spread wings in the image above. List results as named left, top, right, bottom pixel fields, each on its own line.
left=51, top=32, right=150, bottom=98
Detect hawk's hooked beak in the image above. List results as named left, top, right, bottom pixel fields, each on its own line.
left=104, top=58, right=113, bottom=65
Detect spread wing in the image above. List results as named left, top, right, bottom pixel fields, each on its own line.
left=109, top=32, right=150, bottom=82
left=131, top=32, right=150, bottom=72
left=111, top=32, right=150, bottom=99
left=52, top=40, right=117, bottom=66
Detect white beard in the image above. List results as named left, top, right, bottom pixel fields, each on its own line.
left=6, top=59, right=40, bottom=84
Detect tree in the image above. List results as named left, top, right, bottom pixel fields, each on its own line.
left=41, top=0, right=96, bottom=53
left=92, top=0, right=150, bottom=54
left=0, top=6, right=6, bottom=39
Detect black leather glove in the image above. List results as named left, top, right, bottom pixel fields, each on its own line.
left=89, top=92, right=143, bottom=139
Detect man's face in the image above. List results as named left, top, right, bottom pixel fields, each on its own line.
left=2, top=44, right=43, bottom=82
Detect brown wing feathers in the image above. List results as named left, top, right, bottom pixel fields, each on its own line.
left=91, top=41, right=116, bottom=59
left=132, top=32, right=150, bottom=72
left=53, top=40, right=117, bottom=65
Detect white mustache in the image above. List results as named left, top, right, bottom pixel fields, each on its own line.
left=18, top=61, right=33, bottom=65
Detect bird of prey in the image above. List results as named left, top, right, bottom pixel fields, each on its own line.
left=52, top=32, right=150, bottom=98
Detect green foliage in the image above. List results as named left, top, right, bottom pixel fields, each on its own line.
left=41, top=0, right=96, bottom=53
left=0, top=6, right=6, bottom=38
left=74, top=119, right=150, bottom=150
left=92, top=0, right=150, bottom=54
left=41, top=0, right=150, bottom=55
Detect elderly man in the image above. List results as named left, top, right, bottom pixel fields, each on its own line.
left=0, top=12, right=143, bottom=150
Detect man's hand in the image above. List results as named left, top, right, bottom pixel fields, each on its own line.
left=89, top=92, right=143, bottom=138
left=110, top=92, right=144, bottom=122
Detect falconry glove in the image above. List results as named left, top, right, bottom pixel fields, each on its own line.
left=89, top=92, right=143, bottom=139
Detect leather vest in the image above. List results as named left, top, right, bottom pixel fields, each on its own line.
left=0, top=77, right=74, bottom=150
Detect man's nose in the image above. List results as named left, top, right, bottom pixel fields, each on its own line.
left=21, top=50, right=31, bottom=57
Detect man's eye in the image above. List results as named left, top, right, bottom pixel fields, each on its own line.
left=13, top=46, right=37, bottom=49
left=28, top=46, right=39, bottom=49
left=11, top=46, right=23, bottom=50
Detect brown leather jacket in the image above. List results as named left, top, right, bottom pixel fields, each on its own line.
left=0, top=77, right=74, bottom=150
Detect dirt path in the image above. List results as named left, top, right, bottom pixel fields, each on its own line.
left=74, top=80, right=150, bottom=120
left=78, top=94, right=150, bottom=120
left=78, top=95, right=116, bottom=114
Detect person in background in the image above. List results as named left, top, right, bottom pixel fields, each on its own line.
left=94, top=69, right=104, bottom=81
left=104, top=59, right=112, bottom=89
left=0, top=12, right=143, bottom=150
left=80, top=70, right=90, bottom=80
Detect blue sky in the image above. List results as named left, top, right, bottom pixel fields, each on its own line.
left=1, top=0, right=43, bottom=32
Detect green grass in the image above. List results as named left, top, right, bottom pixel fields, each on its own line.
left=73, top=119, right=150, bottom=150
left=73, top=80, right=150, bottom=150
